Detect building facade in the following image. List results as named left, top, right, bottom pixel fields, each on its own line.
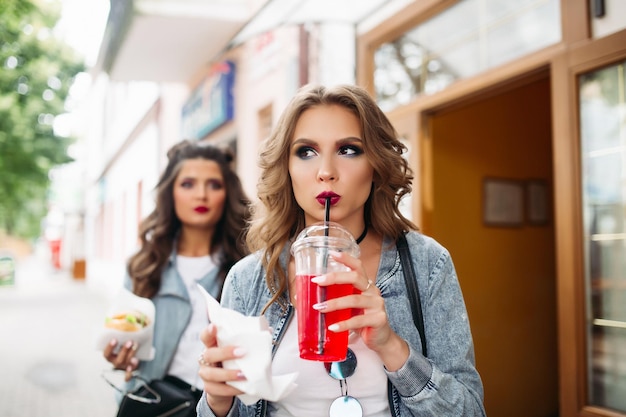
left=83, top=0, right=626, bottom=416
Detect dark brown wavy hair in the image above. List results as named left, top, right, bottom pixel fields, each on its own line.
left=128, top=140, right=251, bottom=299
left=246, top=84, right=417, bottom=312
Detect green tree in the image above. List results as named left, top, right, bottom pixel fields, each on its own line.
left=0, top=0, right=85, bottom=238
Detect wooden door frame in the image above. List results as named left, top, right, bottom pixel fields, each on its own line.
left=553, top=29, right=626, bottom=417
left=385, top=108, right=423, bottom=227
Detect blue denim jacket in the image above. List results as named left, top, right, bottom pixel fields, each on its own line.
left=123, top=253, right=222, bottom=389
left=197, top=231, right=485, bottom=417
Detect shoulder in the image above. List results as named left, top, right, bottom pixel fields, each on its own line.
left=228, top=251, right=264, bottom=277
left=400, top=230, right=453, bottom=275
left=224, top=251, right=266, bottom=294
left=221, top=250, right=272, bottom=314
left=404, top=230, right=448, bottom=256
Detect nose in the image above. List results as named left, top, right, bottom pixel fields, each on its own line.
left=195, top=185, right=208, bottom=199
left=317, top=156, right=337, bottom=182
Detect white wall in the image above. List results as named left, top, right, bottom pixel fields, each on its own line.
left=592, top=0, right=626, bottom=38
left=81, top=75, right=188, bottom=296
left=233, top=26, right=302, bottom=200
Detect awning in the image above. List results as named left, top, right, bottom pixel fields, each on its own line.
left=94, top=0, right=256, bottom=82
left=228, top=0, right=395, bottom=48
left=94, top=0, right=400, bottom=82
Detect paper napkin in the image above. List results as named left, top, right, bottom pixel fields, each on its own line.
left=94, top=288, right=156, bottom=361
left=198, top=285, right=298, bottom=405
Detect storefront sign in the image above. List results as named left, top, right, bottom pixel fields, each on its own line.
left=181, top=61, right=235, bottom=139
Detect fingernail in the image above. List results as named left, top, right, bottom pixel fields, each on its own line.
left=130, top=357, right=139, bottom=366
left=109, top=339, right=117, bottom=347
left=126, top=365, right=133, bottom=373
left=328, top=324, right=340, bottom=332
left=236, top=371, right=247, bottom=380
left=233, top=347, right=247, bottom=357
left=131, top=342, right=138, bottom=351
left=312, top=302, right=327, bottom=310
left=124, top=340, right=133, bottom=349
left=329, top=250, right=341, bottom=257
left=311, top=275, right=326, bottom=283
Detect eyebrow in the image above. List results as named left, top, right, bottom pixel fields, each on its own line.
left=291, top=136, right=363, bottom=146
left=177, top=175, right=224, bottom=181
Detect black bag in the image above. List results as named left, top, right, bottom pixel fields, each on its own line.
left=103, top=371, right=199, bottom=417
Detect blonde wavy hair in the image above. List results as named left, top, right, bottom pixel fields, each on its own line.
left=247, top=84, right=417, bottom=312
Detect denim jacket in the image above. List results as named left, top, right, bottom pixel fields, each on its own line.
left=123, top=252, right=222, bottom=389
left=197, top=231, right=486, bottom=417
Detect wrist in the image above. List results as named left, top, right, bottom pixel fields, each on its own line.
left=378, top=335, right=409, bottom=372
left=207, top=396, right=234, bottom=417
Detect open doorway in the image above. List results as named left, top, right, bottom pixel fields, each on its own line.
left=421, top=72, right=558, bottom=417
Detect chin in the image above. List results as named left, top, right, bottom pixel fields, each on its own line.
left=182, top=220, right=216, bottom=229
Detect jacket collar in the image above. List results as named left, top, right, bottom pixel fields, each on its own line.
left=156, top=248, right=188, bottom=298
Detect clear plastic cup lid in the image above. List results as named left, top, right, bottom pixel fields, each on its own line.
left=291, top=222, right=360, bottom=257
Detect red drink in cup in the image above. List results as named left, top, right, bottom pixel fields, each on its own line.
left=295, top=276, right=356, bottom=361
left=291, top=222, right=360, bottom=362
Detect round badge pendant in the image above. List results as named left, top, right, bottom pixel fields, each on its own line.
left=329, top=395, right=363, bottom=417
left=324, top=348, right=357, bottom=380
left=325, top=348, right=362, bottom=417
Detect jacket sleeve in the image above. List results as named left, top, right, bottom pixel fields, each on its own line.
left=197, top=392, right=240, bottom=417
left=385, top=244, right=486, bottom=416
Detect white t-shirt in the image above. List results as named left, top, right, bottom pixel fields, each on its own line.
left=168, top=255, right=216, bottom=389
left=270, top=312, right=390, bottom=417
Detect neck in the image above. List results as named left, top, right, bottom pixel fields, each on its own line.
left=355, top=224, right=368, bottom=244
left=177, top=227, right=213, bottom=257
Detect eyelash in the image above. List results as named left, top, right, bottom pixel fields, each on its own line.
left=179, top=180, right=224, bottom=190
left=294, top=144, right=364, bottom=159
left=208, top=180, right=224, bottom=190
left=295, top=146, right=316, bottom=159
left=339, top=144, right=363, bottom=156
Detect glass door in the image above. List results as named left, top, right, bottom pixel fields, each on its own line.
left=579, top=60, right=626, bottom=412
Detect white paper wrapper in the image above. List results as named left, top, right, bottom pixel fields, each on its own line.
left=198, top=285, right=298, bottom=405
left=94, top=288, right=156, bottom=361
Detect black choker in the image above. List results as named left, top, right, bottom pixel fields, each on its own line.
left=355, top=224, right=368, bottom=244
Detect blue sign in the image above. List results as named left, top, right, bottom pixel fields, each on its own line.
left=181, top=61, right=235, bottom=139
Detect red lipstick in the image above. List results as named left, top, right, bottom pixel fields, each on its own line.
left=194, top=206, right=209, bottom=213
left=316, top=192, right=340, bottom=206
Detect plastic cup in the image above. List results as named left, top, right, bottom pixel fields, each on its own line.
left=291, top=222, right=360, bottom=362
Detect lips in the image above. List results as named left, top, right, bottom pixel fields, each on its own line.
left=194, top=207, right=209, bottom=213
left=316, top=192, right=340, bottom=206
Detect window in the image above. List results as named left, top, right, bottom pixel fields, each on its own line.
left=374, top=0, right=561, bottom=111
left=579, top=60, right=626, bottom=412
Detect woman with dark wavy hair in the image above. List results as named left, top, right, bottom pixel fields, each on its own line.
left=197, top=84, right=485, bottom=417
left=103, top=139, right=250, bottom=413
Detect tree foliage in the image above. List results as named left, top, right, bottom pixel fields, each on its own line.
left=0, top=0, right=85, bottom=238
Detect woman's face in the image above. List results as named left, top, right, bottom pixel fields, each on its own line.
left=173, top=158, right=226, bottom=231
left=289, top=104, right=374, bottom=232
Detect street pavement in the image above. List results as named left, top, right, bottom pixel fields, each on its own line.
left=0, top=253, right=118, bottom=417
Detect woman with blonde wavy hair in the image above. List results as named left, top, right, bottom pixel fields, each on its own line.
left=197, top=84, right=485, bottom=417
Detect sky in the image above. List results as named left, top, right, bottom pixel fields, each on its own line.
left=55, top=0, right=110, bottom=68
